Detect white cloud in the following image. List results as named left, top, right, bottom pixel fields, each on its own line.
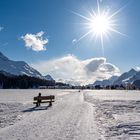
left=21, top=31, right=48, bottom=51
left=31, top=55, right=120, bottom=85
left=0, top=26, right=4, bottom=31
left=84, top=57, right=105, bottom=73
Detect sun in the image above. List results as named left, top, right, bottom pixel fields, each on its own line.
left=89, top=14, right=111, bottom=36
left=72, top=0, right=126, bottom=56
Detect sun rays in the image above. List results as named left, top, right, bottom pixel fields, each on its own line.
left=72, top=0, right=126, bottom=56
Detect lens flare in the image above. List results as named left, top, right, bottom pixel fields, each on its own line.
left=72, top=0, right=126, bottom=56
left=89, top=14, right=110, bottom=35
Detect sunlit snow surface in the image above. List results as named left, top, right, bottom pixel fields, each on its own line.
left=0, top=89, right=140, bottom=140
left=84, top=90, right=140, bottom=139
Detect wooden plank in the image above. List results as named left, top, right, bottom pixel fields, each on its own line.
left=33, top=100, right=55, bottom=104
left=34, top=95, right=55, bottom=100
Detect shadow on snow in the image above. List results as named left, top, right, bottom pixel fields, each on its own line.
left=22, top=105, right=50, bottom=112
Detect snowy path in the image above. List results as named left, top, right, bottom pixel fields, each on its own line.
left=1, top=89, right=140, bottom=140
left=0, top=91, right=99, bottom=140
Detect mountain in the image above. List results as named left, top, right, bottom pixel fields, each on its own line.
left=91, top=69, right=140, bottom=87
left=93, top=80, right=110, bottom=86
left=109, top=76, right=119, bottom=84
left=0, top=70, right=14, bottom=77
left=92, top=76, right=119, bottom=87
left=0, top=52, right=42, bottom=78
left=131, top=71, right=140, bottom=82
left=44, top=75, right=54, bottom=81
left=113, top=69, right=137, bottom=85
left=133, top=80, right=140, bottom=88
left=123, top=71, right=140, bottom=84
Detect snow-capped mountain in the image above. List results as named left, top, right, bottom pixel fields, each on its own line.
left=113, top=69, right=137, bottom=85
left=0, top=52, right=42, bottom=77
left=109, top=76, right=119, bottom=84
left=92, top=76, right=119, bottom=87
left=44, top=75, right=54, bottom=81
left=123, top=71, right=140, bottom=84
left=91, top=69, right=140, bottom=87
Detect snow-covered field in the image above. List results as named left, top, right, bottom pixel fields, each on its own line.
left=0, top=89, right=140, bottom=140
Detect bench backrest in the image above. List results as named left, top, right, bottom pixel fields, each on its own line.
left=34, top=95, right=55, bottom=100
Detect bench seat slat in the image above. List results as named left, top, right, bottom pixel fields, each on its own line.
left=34, top=95, right=55, bottom=100
left=33, top=95, right=55, bottom=106
left=33, top=100, right=55, bottom=104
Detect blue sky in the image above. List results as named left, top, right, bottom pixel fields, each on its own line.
left=0, top=0, right=140, bottom=83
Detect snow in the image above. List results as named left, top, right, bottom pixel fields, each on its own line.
left=0, top=89, right=140, bottom=140
left=0, top=52, right=42, bottom=77
left=44, top=75, right=54, bottom=81
left=114, top=69, right=137, bottom=85
left=84, top=90, right=140, bottom=139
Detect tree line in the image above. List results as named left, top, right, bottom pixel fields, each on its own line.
left=0, top=73, right=55, bottom=89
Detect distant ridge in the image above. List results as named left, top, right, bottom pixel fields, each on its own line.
left=92, top=68, right=140, bottom=87
left=113, top=69, right=137, bottom=85
left=44, top=75, right=54, bottom=81
left=92, top=76, right=118, bottom=87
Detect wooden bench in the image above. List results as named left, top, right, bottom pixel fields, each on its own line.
left=33, top=95, right=55, bottom=107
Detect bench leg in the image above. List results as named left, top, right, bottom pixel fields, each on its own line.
left=36, top=103, right=38, bottom=107
left=38, top=102, right=40, bottom=106
left=36, top=102, right=40, bottom=107
left=49, top=101, right=52, bottom=106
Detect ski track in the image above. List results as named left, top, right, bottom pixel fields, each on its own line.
left=0, top=91, right=100, bottom=140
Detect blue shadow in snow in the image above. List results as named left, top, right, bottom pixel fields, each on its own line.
left=22, top=105, right=50, bottom=112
